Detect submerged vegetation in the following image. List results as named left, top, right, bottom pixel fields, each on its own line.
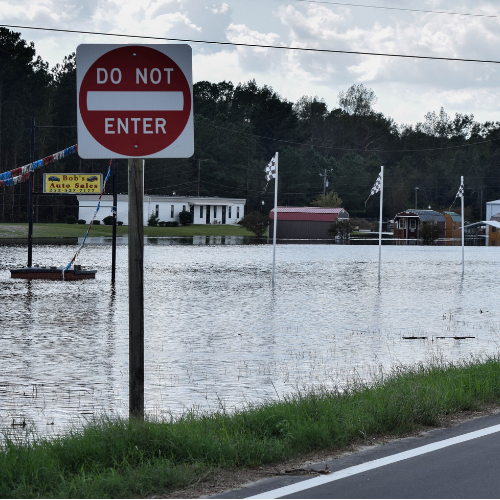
left=0, top=222, right=256, bottom=239
left=2, top=357, right=500, bottom=498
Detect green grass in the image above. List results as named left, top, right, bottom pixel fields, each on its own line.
left=2, top=357, right=500, bottom=498
left=0, top=223, right=257, bottom=239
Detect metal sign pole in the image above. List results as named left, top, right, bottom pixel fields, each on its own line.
left=461, top=175, right=465, bottom=276
left=128, top=158, right=144, bottom=419
left=112, top=159, right=118, bottom=282
left=27, top=117, right=35, bottom=267
left=378, top=166, right=384, bottom=279
left=272, top=152, right=278, bottom=286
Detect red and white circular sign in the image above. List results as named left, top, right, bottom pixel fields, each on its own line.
left=77, top=44, right=193, bottom=159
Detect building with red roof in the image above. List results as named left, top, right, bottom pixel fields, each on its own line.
left=269, top=206, right=349, bottom=240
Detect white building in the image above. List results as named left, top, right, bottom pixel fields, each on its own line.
left=486, top=199, right=500, bottom=221
left=77, top=195, right=246, bottom=226
left=485, top=199, right=500, bottom=246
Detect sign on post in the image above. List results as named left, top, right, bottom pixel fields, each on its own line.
left=77, top=44, right=193, bottom=420
left=43, top=173, right=102, bottom=194
left=77, top=44, right=193, bottom=159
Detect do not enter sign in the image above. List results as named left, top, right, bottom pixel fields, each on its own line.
left=77, top=44, right=193, bottom=159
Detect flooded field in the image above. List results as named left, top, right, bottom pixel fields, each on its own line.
left=1, top=240, right=499, bottom=439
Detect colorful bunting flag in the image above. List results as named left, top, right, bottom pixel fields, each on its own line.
left=0, top=145, right=78, bottom=188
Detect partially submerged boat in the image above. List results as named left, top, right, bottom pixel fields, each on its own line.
left=10, top=264, right=96, bottom=281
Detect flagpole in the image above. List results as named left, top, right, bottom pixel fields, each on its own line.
left=378, top=166, right=384, bottom=279
left=272, top=152, right=278, bottom=286
left=461, top=175, right=464, bottom=276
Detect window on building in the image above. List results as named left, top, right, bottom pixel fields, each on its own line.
left=453, top=223, right=456, bottom=230
left=170, top=205, right=174, bottom=218
left=200, top=206, right=203, bottom=218
left=493, top=226, right=497, bottom=233
left=183, top=205, right=186, bottom=212
left=237, top=206, right=240, bottom=219
left=228, top=206, right=232, bottom=218
left=214, top=206, right=217, bottom=219
left=398, top=219, right=404, bottom=229
left=410, top=219, right=416, bottom=229
left=155, top=205, right=159, bottom=217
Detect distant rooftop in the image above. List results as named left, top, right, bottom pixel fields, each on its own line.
left=396, top=209, right=446, bottom=223
left=272, top=207, right=345, bottom=214
left=444, top=211, right=462, bottom=222
left=270, top=206, right=348, bottom=221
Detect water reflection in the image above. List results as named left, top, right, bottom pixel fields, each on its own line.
left=79, top=235, right=266, bottom=246
left=0, top=243, right=499, bottom=438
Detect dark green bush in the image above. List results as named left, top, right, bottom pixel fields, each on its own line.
left=148, top=212, right=160, bottom=227
left=178, top=209, right=193, bottom=226
left=78, top=219, right=86, bottom=224
left=66, top=215, right=77, bottom=224
left=237, top=211, right=269, bottom=237
left=93, top=220, right=101, bottom=225
left=102, top=215, right=113, bottom=225
left=117, top=221, right=123, bottom=226
left=328, top=219, right=352, bottom=238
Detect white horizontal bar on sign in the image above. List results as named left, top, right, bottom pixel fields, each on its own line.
left=86, top=91, right=184, bottom=111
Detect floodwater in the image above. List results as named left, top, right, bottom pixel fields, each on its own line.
left=1, top=239, right=499, bottom=439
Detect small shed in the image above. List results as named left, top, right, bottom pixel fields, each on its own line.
left=490, top=214, right=500, bottom=246
left=268, top=207, right=349, bottom=240
left=443, top=211, right=462, bottom=239
left=393, top=209, right=446, bottom=241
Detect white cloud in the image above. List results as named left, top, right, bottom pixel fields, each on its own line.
left=226, top=23, right=279, bottom=45
left=2, top=0, right=500, bottom=124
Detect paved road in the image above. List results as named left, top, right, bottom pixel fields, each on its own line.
left=213, top=411, right=500, bottom=499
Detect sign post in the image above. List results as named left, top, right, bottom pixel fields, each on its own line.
left=128, top=158, right=144, bottom=417
left=112, top=160, right=118, bottom=283
left=77, top=44, right=193, bottom=419
left=28, top=117, right=35, bottom=267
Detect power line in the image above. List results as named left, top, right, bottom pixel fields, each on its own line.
left=2, top=23, right=500, bottom=65
left=294, top=0, right=499, bottom=18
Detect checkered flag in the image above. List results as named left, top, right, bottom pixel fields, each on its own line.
left=265, top=156, right=276, bottom=181
left=449, top=178, right=464, bottom=210
left=365, top=171, right=382, bottom=205
left=263, top=155, right=277, bottom=194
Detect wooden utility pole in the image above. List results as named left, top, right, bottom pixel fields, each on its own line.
left=128, top=158, right=144, bottom=419
left=198, top=159, right=201, bottom=196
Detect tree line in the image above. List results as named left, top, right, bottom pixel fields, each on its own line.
left=1, top=27, right=500, bottom=224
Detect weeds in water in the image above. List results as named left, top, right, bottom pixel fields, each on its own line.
left=2, top=357, right=500, bottom=498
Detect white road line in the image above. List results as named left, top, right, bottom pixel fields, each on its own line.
left=246, top=423, right=500, bottom=499
left=87, top=91, right=184, bottom=111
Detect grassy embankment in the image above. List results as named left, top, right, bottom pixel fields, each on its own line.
left=0, top=223, right=256, bottom=239
left=2, top=358, right=500, bottom=498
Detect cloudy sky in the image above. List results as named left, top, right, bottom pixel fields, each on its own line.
left=1, top=0, right=500, bottom=126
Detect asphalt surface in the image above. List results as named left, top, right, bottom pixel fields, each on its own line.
left=212, top=411, right=500, bottom=499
